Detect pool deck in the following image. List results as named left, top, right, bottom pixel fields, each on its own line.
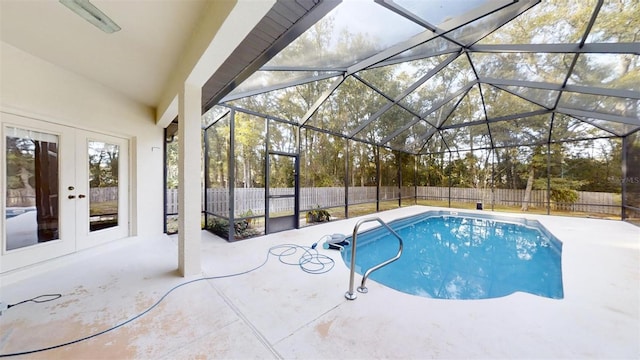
left=1, top=205, right=638, bottom=359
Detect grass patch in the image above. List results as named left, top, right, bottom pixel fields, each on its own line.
left=90, top=201, right=117, bottom=216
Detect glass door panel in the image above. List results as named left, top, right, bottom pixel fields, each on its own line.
left=5, top=127, right=59, bottom=250
left=76, top=131, right=128, bottom=248
left=88, top=141, right=119, bottom=232
left=2, top=114, right=76, bottom=272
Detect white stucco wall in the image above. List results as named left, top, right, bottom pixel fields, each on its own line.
left=0, top=41, right=164, bottom=239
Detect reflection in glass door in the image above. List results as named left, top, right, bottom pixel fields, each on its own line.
left=5, top=127, right=60, bottom=250
left=265, top=152, right=299, bottom=233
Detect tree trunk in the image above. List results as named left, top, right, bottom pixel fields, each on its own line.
left=521, top=167, right=534, bottom=211
left=243, top=155, right=250, bottom=188
left=350, top=162, right=355, bottom=187
left=359, top=149, right=365, bottom=187
left=511, top=160, right=517, bottom=190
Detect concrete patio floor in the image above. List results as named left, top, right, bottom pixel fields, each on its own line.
left=1, top=206, right=638, bottom=359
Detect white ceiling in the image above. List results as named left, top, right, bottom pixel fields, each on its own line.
left=0, top=0, right=208, bottom=107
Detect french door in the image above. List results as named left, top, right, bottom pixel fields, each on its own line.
left=1, top=113, right=129, bottom=272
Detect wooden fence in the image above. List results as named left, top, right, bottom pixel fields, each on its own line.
left=6, top=189, right=35, bottom=207
left=416, top=187, right=620, bottom=214
left=166, top=186, right=621, bottom=216
left=90, top=187, right=118, bottom=202
left=6, top=186, right=620, bottom=216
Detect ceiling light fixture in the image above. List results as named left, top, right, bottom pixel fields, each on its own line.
left=59, top=0, right=121, bottom=34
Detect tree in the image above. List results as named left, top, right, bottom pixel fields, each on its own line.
left=6, top=136, right=36, bottom=191
left=88, top=141, right=119, bottom=188
left=234, top=113, right=265, bottom=188
left=165, top=137, right=179, bottom=189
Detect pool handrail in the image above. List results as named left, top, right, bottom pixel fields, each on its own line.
left=345, top=217, right=403, bottom=300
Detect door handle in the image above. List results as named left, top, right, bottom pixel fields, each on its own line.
left=68, top=195, right=76, bottom=199
left=78, top=194, right=86, bottom=199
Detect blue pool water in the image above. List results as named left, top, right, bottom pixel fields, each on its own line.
left=342, top=211, right=564, bottom=300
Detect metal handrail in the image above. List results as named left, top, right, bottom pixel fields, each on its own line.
left=345, top=217, right=403, bottom=300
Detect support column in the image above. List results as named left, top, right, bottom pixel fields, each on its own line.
left=344, top=139, right=349, bottom=219
left=376, top=146, right=380, bottom=213
left=621, top=135, right=628, bottom=220
left=546, top=142, right=551, bottom=215
left=178, top=82, right=202, bottom=277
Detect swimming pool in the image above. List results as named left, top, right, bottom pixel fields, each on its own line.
left=342, top=211, right=564, bottom=300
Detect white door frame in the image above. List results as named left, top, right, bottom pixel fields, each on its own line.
left=75, top=130, right=129, bottom=249
left=1, top=112, right=130, bottom=272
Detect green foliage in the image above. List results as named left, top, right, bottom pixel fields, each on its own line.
left=208, top=217, right=229, bottom=238
left=533, top=178, right=584, bottom=204
left=235, top=114, right=266, bottom=188
left=301, top=129, right=347, bottom=187
left=348, top=141, right=377, bottom=187
left=207, top=216, right=260, bottom=240
left=205, top=117, right=230, bottom=189
left=416, top=154, right=447, bottom=186
left=165, top=138, right=179, bottom=189
left=239, top=209, right=253, bottom=219
left=5, top=137, right=36, bottom=190
left=306, top=206, right=331, bottom=223
left=560, top=139, right=623, bottom=193
left=88, top=141, right=119, bottom=188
